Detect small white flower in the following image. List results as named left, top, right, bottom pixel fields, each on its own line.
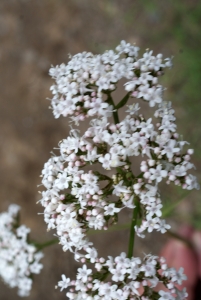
left=171, top=267, right=187, bottom=285
left=77, top=265, right=92, bottom=283
left=149, top=165, right=167, bottom=182
left=98, top=154, right=111, bottom=170
left=125, top=103, right=140, bottom=115
left=85, top=247, right=98, bottom=263
left=58, top=274, right=70, bottom=291
left=158, top=290, right=175, bottom=300
left=104, top=204, right=121, bottom=216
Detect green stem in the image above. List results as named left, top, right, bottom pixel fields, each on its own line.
left=127, top=198, right=140, bottom=258
left=107, top=93, right=119, bottom=124
left=89, top=222, right=193, bottom=250
left=32, top=238, right=59, bottom=250
left=115, top=92, right=130, bottom=109
left=107, top=90, right=141, bottom=258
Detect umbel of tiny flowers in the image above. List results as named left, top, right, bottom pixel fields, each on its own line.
left=38, top=40, right=199, bottom=299
left=57, top=254, right=188, bottom=300
left=0, top=204, right=43, bottom=297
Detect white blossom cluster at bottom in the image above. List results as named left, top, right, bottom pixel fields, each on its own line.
left=0, top=204, right=43, bottom=297
left=57, top=252, right=187, bottom=300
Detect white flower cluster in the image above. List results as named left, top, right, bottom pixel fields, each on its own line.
left=0, top=204, right=43, bottom=297
left=39, top=41, right=199, bottom=299
left=40, top=106, right=199, bottom=254
left=49, top=40, right=172, bottom=124
left=57, top=253, right=187, bottom=300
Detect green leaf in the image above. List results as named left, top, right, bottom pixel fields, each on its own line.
left=116, top=167, right=125, bottom=175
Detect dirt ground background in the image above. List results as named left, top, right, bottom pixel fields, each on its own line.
left=0, top=0, right=200, bottom=299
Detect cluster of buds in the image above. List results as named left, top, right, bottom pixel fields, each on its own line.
left=39, top=41, right=199, bottom=299
left=0, top=204, right=43, bottom=297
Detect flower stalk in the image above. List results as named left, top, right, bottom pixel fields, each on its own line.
left=106, top=92, right=120, bottom=124
left=127, top=197, right=140, bottom=258
left=32, top=238, right=59, bottom=250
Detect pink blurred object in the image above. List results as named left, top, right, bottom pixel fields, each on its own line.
left=178, top=225, right=194, bottom=240
left=192, top=230, right=201, bottom=279
left=179, top=226, right=201, bottom=280
left=160, top=239, right=198, bottom=300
